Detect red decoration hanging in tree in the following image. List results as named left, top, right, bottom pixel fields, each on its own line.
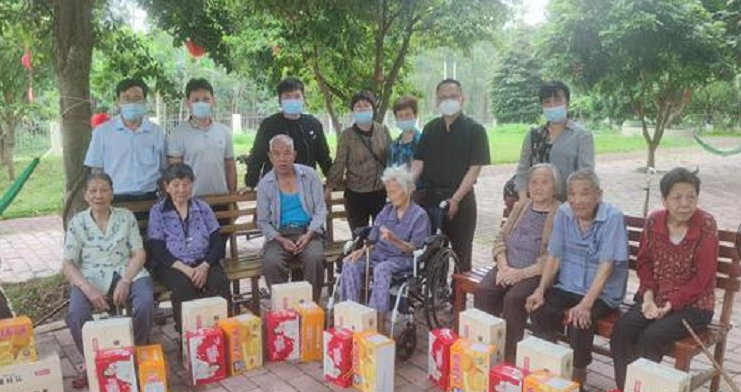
left=185, top=38, right=206, bottom=58
left=272, top=45, right=281, bottom=56
left=21, top=50, right=33, bottom=70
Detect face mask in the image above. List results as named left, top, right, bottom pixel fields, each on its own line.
left=120, top=103, right=145, bottom=121
left=281, top=99, right=304, bottom=116
left=191, top=101, right=212, bottom=119
left=438, top=99, right=461, bottom=116
left=544, top=105, right=568, bottom=122
left=353, top=110, right=374, bottom=124
left=396, top=119, right=417, bottom=131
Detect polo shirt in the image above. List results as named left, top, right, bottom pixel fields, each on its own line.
left=84, top=115, right=166, bottom=195
left=548, top=202, right=629, bottom=308
left=414, top=114, right=490, bottom=191
left=168, top=120, right=234, bottom=196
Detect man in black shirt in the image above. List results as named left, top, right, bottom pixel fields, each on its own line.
left=412, top=79, right=490, bottom=272
left=245, top=77, right=333, bottom=188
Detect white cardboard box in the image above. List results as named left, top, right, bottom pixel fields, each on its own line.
left=459, top=308, right=506, bottom=362
left=334, top=301, right=377, bottom=332
left=82, top=317, right=134, bottom=392
left=181, top=296, right=228, bottom=368
left=0, top=352, right=63, bottom=392
left=516, top=336, right=573, bottom=379
left=271, top=281, right=313, bottom=310
left=624, top=358, right=691, bottom=392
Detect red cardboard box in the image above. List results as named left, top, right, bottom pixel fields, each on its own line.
left=185, top=327, right=227, bottom=386
left=428, top=328, right=458, bottom=390
left=95, top=347, right=138, bottom=392
left=490, top=363, right=526, bottom=392
left=323, top=327, right=354, bottom=387
left=266, top=309, right=300, bottom=362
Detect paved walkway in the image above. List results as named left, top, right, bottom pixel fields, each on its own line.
left=2, top=143, right=741, bottom=391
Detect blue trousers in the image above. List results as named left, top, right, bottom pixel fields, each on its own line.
left=339, top=255, right=412, bottom=313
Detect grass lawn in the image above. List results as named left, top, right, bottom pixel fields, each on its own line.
left=3, top=273, right=68, bottom=324
left=0, top=156, right=65, bottom=219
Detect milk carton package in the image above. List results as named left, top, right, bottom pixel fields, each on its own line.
left=323, top=327, right=354, bottom=387
left=271, top=281, right=313, bottom=310
left=181, top=296, right=228, bottom=368
left=265, top=309, right=300, bottom=362
left=459, top=308, right=506, bottom=362
left=624, top=358, right=691, bottom=392
left=136, top=345, right=168, bottom=392
left=353, top=332, right=395, bottom=392
left=217, top=313, right=263, bottom=375
left=428, top=328, right=458, bottom=390
left=95, top=347, right=139, bottom=392
left=0, top=351, right=63, bottom=392
left=334, top=300, right=377, bottom=332
left=297, top=302, right=324, bottom=362
left=539, top=376, right=580, bottom=392
left=0, top=316, right=37, bottom=366
left=82, top=317, right=134, bottom=392
left=450, top=338, right=497, bottom=392
left=185, top=326, right=227, bottom=386
left=489, top=363, right=526, bottom=392
left=516, top=336, right=573, bottom=379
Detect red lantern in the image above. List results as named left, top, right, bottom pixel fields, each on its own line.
left=21, top=50, right=32, bottom=71
left=185, top=38, right=206, bottom=58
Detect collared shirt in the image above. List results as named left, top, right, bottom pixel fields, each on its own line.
left=387, top=128, right=422, bottom=168
left=167, top=120, right=235, bottom=196
left=256, top=164, right=327, bottom=241
left=147, top=198, right=220, bottom=268
left=63, top=207, right=149, bottom=293
left=548, top=202, right=629, bottom=308
left=84, top=115, right=166, bottom=195
left=326, top=122, right=392, bottom=193
left=369, top=202, right=430, bottom=264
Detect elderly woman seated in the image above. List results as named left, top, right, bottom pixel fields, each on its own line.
left=474, top=163, right=561, bottom=363
left=610, top=168, right=718, bottom=390
left=340, top=166, right=430, bottom=316
left=147, top=164, right=231, bottom=334
left=63, top=172, right=155, bottom=389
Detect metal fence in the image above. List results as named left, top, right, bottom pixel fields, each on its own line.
left=13, top=123, right=51, bottom=160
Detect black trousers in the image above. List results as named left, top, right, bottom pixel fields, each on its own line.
left=442, top=191, right=476, bottom=272
left=530, top=287, right=613, bottom=369
left=610, top=301, right=712, bottom=389
left=344, top=189, right=387, bottom=232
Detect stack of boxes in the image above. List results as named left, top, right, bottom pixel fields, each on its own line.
left=82, top=317, right=136, bottom=392
left=0, top=316, right=62, bottom=392
left=181, top=297, right=228, bottom=386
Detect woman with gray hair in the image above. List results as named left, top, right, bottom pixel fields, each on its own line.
left=340, top=165, right=430, bottom=315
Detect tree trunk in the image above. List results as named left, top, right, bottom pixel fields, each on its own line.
left=52, top=0, right=94, bottom=228
left=0, top=116, right=17, bottom=181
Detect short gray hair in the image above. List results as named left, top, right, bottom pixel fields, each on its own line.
left=269, top=134, right=294, bottom=151
left=529, top=163, right=561, bottom=196
left=381, top=165, right=415, bottom=193
left=567, top=169, right=601, bottom=191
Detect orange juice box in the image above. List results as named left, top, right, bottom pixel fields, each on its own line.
left=0, top=316, right=36, bottom=367
left=516, top=336, right=573, bottom=379
left=523, top=370, right=553, bottom=392
left=353, top=332, right=395, bottom=392
left=323, top=327, right=353, bottom=387
left=459, top=308, right=506, bottom=362
left=489, top=362, right=527, bottom=392
left=0, top=351, right=63, bottom=392
left=136, top=345, right=168, bottom=392
left=185, top=326, right=227, bottom=386
left=539, top=376, right=580, bottom=392
left=428, top=328, right=458, bottom=391
left=271, top=281, right=313, bottom=310
left=334, top=300, right=377, bottom=332
left=297, top=302, right=324, bottom=362
left=217, top=314, right=263, bottom=375
left=450, top=338, right=496, bottom=392
left=95, top=347, right=138, bottom=392
left=265, top=309, right=300, bottom=362
left=624, top=358, right=691, bottom=392
left=181, top=296, right=228, bottom=369
left=82, top=317, right=134, bottom=392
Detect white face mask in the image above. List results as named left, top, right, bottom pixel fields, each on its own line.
left=438, top=99, right=461, bottom=116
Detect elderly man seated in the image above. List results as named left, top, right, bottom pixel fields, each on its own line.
left=256, top=134, right=327, bottom=301
left=525, top=169, right=629, bottom=386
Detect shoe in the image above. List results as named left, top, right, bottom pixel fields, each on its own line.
left=71, top=370, right=88, bottom=389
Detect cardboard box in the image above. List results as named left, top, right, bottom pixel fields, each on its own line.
left=82, top=317, right=134, bottom=392
left=459, top=308, right=506, bottom=362
left=266, top=309, right=300, bottom=362
left=353, top=332, right=395, bottom=392
left=428, top=328, right=458, bottom=391
left=271, top=281, right=312, bottom=310
left=624, top=358, right=691, bottom=392
left=323, top=328, right=354, bottom=387
left=185, top=326, right=227, bottom=386
left=95, top=347, right=139, bottom=392
left=181, top=296, right=228, bottom=368
left=334, top=301, right=377, bottom=332
left=489, top=363, right=526, bottom=392
left=298, top=302, right=324, bottom=362
left=516, top=336, right=573, bottom=379
left=0, top=351, right=63, bottom=392
left=217, top=314, right=263, bottom=375
left=450, top=338, right=497, bottom=392
left=540, top=376, right=580, bottom=392
left=523, top=370, right=553, bottom=392
left=0, top=316, right=36, bottom=367
left=136, top=345, right=168, bottom=392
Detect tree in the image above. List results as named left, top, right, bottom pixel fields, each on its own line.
left=541, top=0, right=733, bottom=168
left=489, top=31, right=542, bottom=124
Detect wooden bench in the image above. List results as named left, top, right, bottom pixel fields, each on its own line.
left=452, top=215, right=741, bottom=392
left=114, top=191, right=348, bottom=315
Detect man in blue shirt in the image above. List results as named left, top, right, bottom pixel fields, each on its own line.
left=525, top=169, right=629, bottom=385
left=84, top=78, right=166, bottom=204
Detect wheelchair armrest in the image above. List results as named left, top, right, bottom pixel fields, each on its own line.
left=353, top=226, right=372, bottom=240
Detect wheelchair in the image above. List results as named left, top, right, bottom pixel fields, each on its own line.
left=327, top=201, right=461, bottom=361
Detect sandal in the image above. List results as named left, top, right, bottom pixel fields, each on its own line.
left=72, top=371, right=88, bottom=389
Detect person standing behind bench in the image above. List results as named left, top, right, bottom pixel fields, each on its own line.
left=610, top=168, right=718, bottom=390
left=412, top=79, right=490, bottom=272
left=525, top=169, right=629, bottom=385
left=257, top=135, right=327, bottom=301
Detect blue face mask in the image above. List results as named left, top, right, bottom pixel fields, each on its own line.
left=281, top=99, right=304, bottom=116
left=543, top=105, right=568, bottom=123
left=353, top=110, right=374, bottom=124
left=191, top=101, right=212, bottom=118
left=396, top=119, right=417, bottom=131
left=120, top=103, right=146, bottom=122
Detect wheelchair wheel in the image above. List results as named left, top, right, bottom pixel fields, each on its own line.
left=395, top=322, right=417, bottom=362
left=423, top=247, right=460, bottom=330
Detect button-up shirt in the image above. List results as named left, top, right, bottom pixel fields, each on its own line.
left=548, top=202, right=629, bottom=308
left=63, top=207, right=149, bottom=293
left=369, top=202, right=430, bottom=264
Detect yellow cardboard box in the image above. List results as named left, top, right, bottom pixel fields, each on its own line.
left=353, top=332, right=395, bottom=392
left=297, top=302, right=324, bottom=362
left=523, top=370, right=553, bottom=392
left=217, top=314, right=263, bottom=375
left=450, top=338, right=496, bottom=392
left=136, top=345, right=168, bottom=392
left=0, top=316, right=36, bottom=367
